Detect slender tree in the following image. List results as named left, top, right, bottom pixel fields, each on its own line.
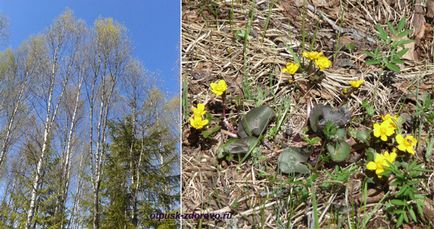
left=26, top=11, right=84, bottom=228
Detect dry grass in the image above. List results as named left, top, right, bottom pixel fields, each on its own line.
left=182, top=0, right=434, bottom=228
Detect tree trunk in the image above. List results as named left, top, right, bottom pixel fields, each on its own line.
left=68, top=152, right=84, bottom=229
left=0, top=74, right=27, bottom=169
left=59, top=76, right=83, bottom=228
left=25, top=76, right=54, bottom=229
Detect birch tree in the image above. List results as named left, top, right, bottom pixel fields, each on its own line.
left=25, top=11, right=84, bottom=228
left=86, top=18, right=130, bottom=229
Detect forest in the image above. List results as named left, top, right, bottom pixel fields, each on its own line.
left=0, top=10, right=179, bottom=228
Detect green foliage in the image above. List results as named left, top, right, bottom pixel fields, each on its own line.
left=267, top=97, right=290, bottom=140
left=321, top=122, right=350, bottom=162
left=364, top=17, right=413, bottom=72
left=201, top=125, right=221, bottom=138
left=415, top=92, right=434, bottom=126
left=320, top=165, right=358, bottom=190
left=100, top=117, right=179, bottom=227
left=237, top=106, right=276, bottom=138
left=385, top=161, right=429, bottom=227
left=361, top=100, right=375, bottom=117
left=216, top=136, right=258, bottom=159
left=277, top=147, right=310, bottom=174
left=326, top=141, right=350, bottom=162
left=300, top=127, right=321, bottom=146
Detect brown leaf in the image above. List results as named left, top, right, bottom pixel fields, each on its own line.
left=428, top=0, right=434, bottom=18
left=311, top=0, right=328, bottom=7
left=412, top=10, right=426, bottom=39
left=401, top=38, right=418, bottom=62
left=423, top=198, right=434, bottom=224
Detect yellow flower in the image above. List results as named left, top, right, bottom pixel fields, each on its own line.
left=210, top=80, right=228, bottom=96
left=314, top=56, right=332, bottom=70
left=302, top=51, right=323, bottom=60
left=396, top=134, right=417, bottom=155
left=282, top=62, right=300, bottom=75
left=342, top=88, right=349, bottom=94
left=366, top=151, right=396, bottom=178
left=383, top=151, right=397, bottom=165
left=189, top=115, right=209, bottom=129
left=349, top=80, right=364, bottom=89
left=192, top=103, right=207, bottom=117
left=366, top=153, right=386, bottom=177
left=381, top=114, right=399, bottom=129
left=373, top=121, right=395, bottom=141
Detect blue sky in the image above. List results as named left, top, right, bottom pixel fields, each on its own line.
left=0, top=0, right=180, bottom=97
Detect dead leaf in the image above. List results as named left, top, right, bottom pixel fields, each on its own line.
left=294, top=0, right=304, bottom=7
left=412, top=1, right=426, bottom=39
left=423, top=198, right=434, bottom=224
left=398, top=36, right=418, bottom=62
left=311, top=0, right=328, bottom=7
left=428, top=0, right=434, bottom=18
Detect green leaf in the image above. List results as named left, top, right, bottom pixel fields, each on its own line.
left=364, top=50, right=377, bottom=58
left=396, top=48, right=409, bottom=58
left=391, top=199, right=406, bottom=206
left=390, top=58, right=404, bottom=65
left=409, top=207, right=417, bottom=222
left=397, top=17, right=407, bottom=32
left=386, top=63, right=400, bottom=72
left=201, top=125, right=221, bottom=138
left=278, top=147, right=310, bottom=174
left=307, top=136, right=321, bottom=145
left=362, top=100, right=375, bottom=116
left=365, top=59, right=382, bottom=65
left=216, top=137, right=258, bottom=159
left=391, top=39, right=413, bottom=48
left=327, top=141, right=350, bottom=162
left=397, top=213, right=404, bottom=226
left=376, top=24, right=389, bottom=41
left=356, top=129, right=371, bottom=144
left=238, top=106, right=276, bottom=138
left=387, top=22, right=398, bottom=36
left=397, top=30, right=412, bottom=38
left=335, top=128, right=346, bottom=141
left=366, top=148, right=376, bottom=161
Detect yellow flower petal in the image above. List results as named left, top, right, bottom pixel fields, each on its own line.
left=192, top=103, right=207, bottom=117
left=189, top=115, right=208, bottom=129
left=349, top=80, right=364, bottom=89
left=210, top=80, right=227, bottom=96
left=396, top=134, right=404, bottom=144
left=282, top=62, right=300, bottom=75
left=314, top=56, right=332, bottom=70
left=302, top=51, right=323, bottom=60
left=376, top=168, right=384, bottom=175
left=373, top=123, right=381, bottom=137
left=366, top=161, right=377, bottom=171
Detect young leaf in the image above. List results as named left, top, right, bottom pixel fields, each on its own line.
left=365, top=59, right=382, bottom=65
left=408, top=207, right=417, bottom=222
left=397, top=17, right=407, bottom=32
left=387, top=21, right=398, bottom=36
left=386, top=63, right=400, bottom=72
left=390, top=199, right=406, bottom=206
left=397, top=30, right=411, bottom=38
left=376, top=24, right=389, bottom=41
left=396, top=48, right=408, bottom=58
left=201, top=125, right=221, bottom=138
